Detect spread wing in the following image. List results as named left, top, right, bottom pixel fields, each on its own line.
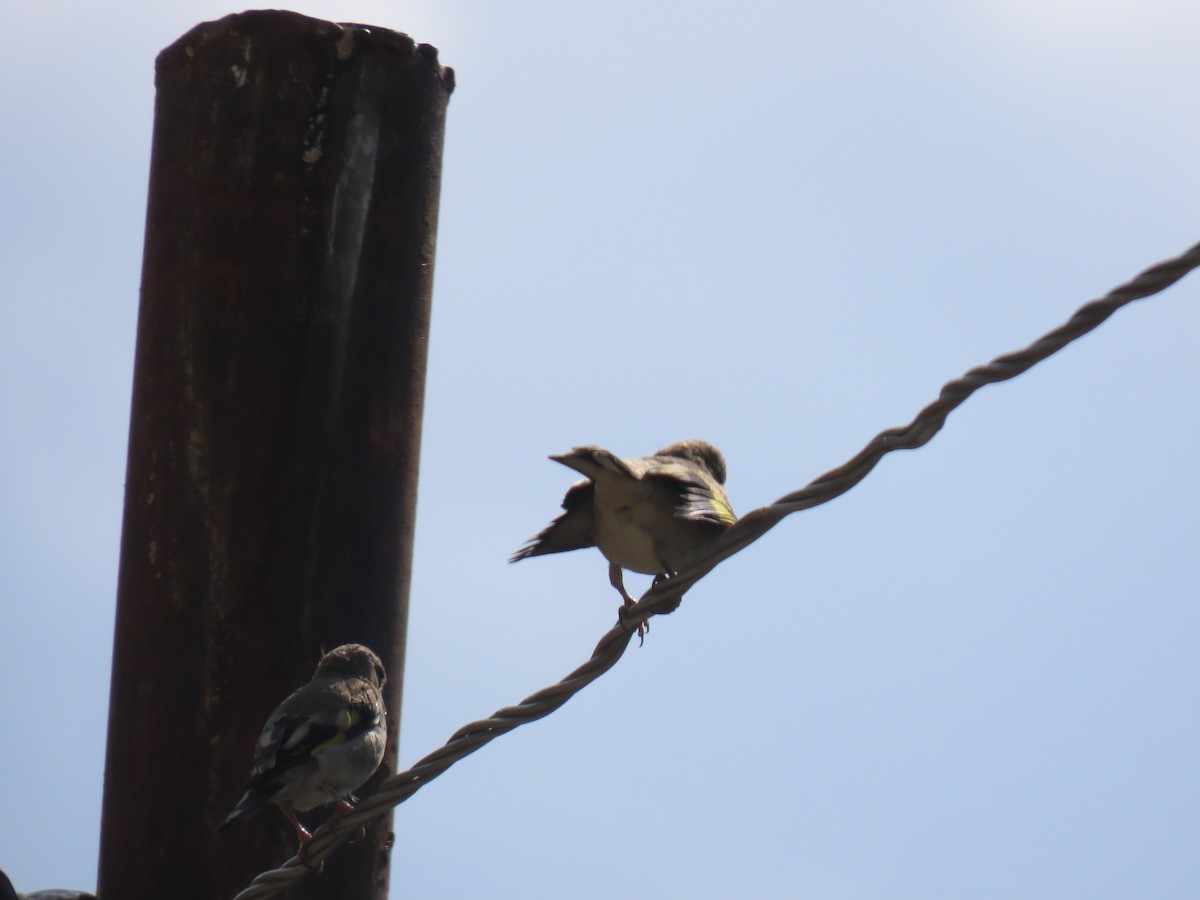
left=510, top=480, right=596, bottom=561
left=646, top=459, right=736, bottom=527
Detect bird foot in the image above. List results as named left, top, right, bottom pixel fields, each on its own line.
left=327, top=792, right=367, bottom=842
left=650, top=570, right=685, bottom=616
left=296, top=829, right=324, bottom=871
left=617, top=600, right=648, bottom=646
left=283, top=802, right=321, bottom=868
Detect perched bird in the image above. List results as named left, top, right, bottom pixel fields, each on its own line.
left=511, top=439, right=736, bottom=638
left=0, top=867, right=96, bottom=900
left=217, top=643, right=388, bottom=853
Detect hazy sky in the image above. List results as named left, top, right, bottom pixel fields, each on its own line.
left=2, top=1, right=1198, bottom=897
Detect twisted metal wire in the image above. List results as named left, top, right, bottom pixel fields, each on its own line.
left=233, top=239, right=1200, bottom=899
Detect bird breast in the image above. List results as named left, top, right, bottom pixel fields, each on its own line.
left=289, top=721, right=387, bottom=811
left=590, top=472, right=682, bottom=575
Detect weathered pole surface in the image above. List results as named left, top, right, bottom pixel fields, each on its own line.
left=98, top=11, right=452, bottom=900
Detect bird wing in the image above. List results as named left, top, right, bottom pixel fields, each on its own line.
left=510, top=480, right=596, bottom=560
left=248, top=678, right=383, bottom=784
left=646, top=459, right=737, bottom=526
left=550, top=446, right=641, bottom=480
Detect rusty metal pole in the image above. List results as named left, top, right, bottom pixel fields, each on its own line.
left=97, top=11, right=452, bottom=900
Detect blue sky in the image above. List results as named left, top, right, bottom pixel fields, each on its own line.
left=2, top=1, right=1198, bottom=897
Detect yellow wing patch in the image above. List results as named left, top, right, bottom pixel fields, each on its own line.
left=311, top=708, right=359, bottom=756
left=712, top=496, right=735, bottom=525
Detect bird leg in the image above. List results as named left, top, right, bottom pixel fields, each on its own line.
left=280, top=801, right=322, bottom=869
left=608, top=561, right=638, bottom=606
left=610, top=562, right=648, bottom=644
left=325, top=788, right=367, bottom=842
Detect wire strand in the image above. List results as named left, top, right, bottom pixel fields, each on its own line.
left=231, top=239, right=1200, bottom=899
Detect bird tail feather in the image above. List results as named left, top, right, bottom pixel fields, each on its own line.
left=216, top=789, right=269, bottom=832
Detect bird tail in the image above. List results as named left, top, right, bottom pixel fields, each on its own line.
left=216, top=788, right=270, bottom=832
